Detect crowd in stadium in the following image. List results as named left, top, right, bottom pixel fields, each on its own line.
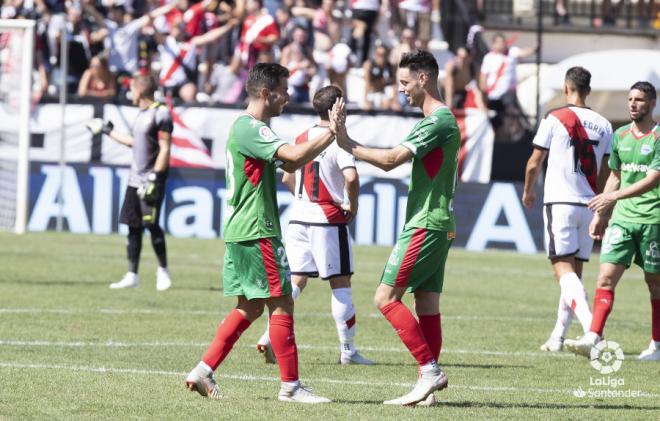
left=0, top=0, right=657, bottom=114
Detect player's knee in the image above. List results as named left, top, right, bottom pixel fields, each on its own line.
left=596, top=275, right=616, bottom=289
left=644, top=274, right=660, bottom=298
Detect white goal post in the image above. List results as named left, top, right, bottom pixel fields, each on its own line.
left=0, top=19, right=34, bottom=234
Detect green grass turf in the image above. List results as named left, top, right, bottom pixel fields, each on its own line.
left=0, top=232, right=658, bottom=420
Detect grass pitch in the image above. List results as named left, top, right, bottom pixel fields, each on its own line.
left=0, top=232, right=658, bottom=420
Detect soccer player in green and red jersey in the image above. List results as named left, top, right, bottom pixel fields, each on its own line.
left=185, top=63, right=342, bottom=403
left=565, top=81, right=660, bottom=361
left=335, top=50, right=460, bottom=406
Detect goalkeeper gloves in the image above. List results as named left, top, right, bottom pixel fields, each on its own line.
left=86, top=118, right=114, bottom=135
left=137, top=172, right=162, bottom=204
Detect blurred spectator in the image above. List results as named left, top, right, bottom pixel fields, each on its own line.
left=389, top=26, right=416, bottom=67
left=49, top=2, right=93, bottom=93
left=78, top=54, right=117, bottom=97
left=280, top=25, right=316, bottom=104
left=155, top=16, right=237, bottom=102
left=326, top=42, right=352, bottom=96
left=442, top=46, right=486, bottom=111
left=86, top=1, right=175, bottom=76
left=238, top=0, right=279, bottom=68
left=479, top=32, right=535, bottom=139
left=398, top=0, right=431, bottom=49
left=349, top=0, right=380, bottom=66
left=554, top=0, right=570, bottom=25
left=291, top=0, right=341, bottom=51
left=362, top=44, right=397, bottom=111
left=277, top=4, right=314, bottom=49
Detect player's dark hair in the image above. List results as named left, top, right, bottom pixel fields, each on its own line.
left=312, top=85, right=343, bottom=120
left=399, top=49, right=439, bottom=82
left=132, top=74, right=158, bottom=99
left=630, top=81, right=657, bottom=101
left=565, top=66, right=591, bottom=97
left=246, top=63, right=289, bottom=98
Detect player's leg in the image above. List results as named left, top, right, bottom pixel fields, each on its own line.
left=637, top=223, right=660, bottom=360
left=256, top=274, right=306, bottom=363
left=112, top=187, right=143, bottom=288
left=261, top=236, right=330, bottom=403
left=312, top=224, right=372, bottom=364
left=257, top=224, right=314, bottom=360
left=565, top=262, right=625, bottom=357
left=141, top=185, right=170, bottom=291
left=378, top=228, right=448, bottom=405
left=329, top=275, right=373, bottom=365
left=639, top=272, right=660, bottom=360
left=187, top=295, right=264, bottom=399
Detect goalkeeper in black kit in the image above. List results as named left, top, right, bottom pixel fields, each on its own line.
left=87, top=75, right=173, bottom=291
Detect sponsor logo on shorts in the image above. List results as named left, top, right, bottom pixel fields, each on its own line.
left=447, top=231, right=456, bottom=240
left=647, top=241, right=659, bottom=262
left=256, top=278, right=266, bottom=289
left=265, top=220, right=273, bottom=229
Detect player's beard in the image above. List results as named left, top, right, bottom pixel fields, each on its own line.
left=630, top=108, right=648, bottom=122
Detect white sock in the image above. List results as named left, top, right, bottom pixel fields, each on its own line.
left=291, top=282, right=302, bottom=300
left=331, top=287, right=356, bottom=354
left=559, top=272, right=592, bottom=333
left=550, top=294, right=572, bottom=339
left=420, top=360, right=438, bottom=373
left=196, top=361, right=213, bottom=375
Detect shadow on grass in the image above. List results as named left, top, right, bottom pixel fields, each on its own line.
left=0, top=278, right=105, bottom=287
left=443, top=401, right=660, bottom=411
left=441, top=363, right=532, bottom=369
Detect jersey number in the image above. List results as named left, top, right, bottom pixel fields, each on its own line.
left=570, top=137, right=599, bottom=191
left=298, top=161, right=320, bottom=201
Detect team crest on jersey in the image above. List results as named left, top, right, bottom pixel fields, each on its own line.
left=640, top=144, right=652, bottom=155
left=259, top=126, right=277, bottom=141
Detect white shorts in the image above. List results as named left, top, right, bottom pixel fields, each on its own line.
left=285, top=223, right=354, bottom=279
left=543, top=204, right=595, bottom=261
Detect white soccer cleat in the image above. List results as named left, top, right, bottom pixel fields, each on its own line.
left=383, top=367, right=448, bottom=406
left=110, top=272, right=139, bottom=289
left=637, top=341, right=660, bottom=361
left=278, top=382, right=331, bottom=404
left=156, top=267, right=171, bottom=291
left=415, top=392, right=438, bottom=407
left=339, top=351, right=375, bottom=365
left=564, top=333, right=600, bottom=357
left=185, top=366, right=222, bottom=399
left=256, top=343, right=277, bottom=364
left=540, top=336, right=564, bottom=352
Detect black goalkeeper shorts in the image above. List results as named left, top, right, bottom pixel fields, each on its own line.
left=119, top=184, right=165, bottom=228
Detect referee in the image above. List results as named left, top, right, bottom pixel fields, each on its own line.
left=87, top=75, right=173, bottom=291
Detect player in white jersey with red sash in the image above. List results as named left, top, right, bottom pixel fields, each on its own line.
left=523, top=67, right=613, bottom=352
left=256, top=86, right=374, bottom=366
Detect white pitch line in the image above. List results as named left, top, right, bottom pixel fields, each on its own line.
left=0, top=339, right=573, bottom=358
left=0, top=307, right=555, bottom=323
left=0, top=361, right=575, bottom=395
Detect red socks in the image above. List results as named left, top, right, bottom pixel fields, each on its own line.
left=380, top=301, right=434, bottom=365
left=202, top=309, right=252, bottom=370
left=269, top=314, right=299, bottom=382
left=418, top=313, right=442, bottom=362
left=590, top=288, right=614, bottom=336
left=652, top=299, right=660, bottom=342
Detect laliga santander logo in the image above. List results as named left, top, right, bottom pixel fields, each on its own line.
left=590, top=340, right=624, bottom=375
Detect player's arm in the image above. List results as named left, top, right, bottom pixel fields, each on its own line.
left=341, top=167, right=359, bottom=220
left=597, top=155, right=611, bottom=194
left=277, top=98, right=344, bottom=172
left=86, top=118, right=134, bottom=146
left=522, top=147, right=547, bottom=209
left=589, top=169, right=659, bottom=213
left=190, top=18, right=239, bottom=47
left=337, top=138, right=413, bottom=172
left=282, top=171, right=296, bottom=195
left=276, top=129, right=336, bottom=172
left=588, top=170, right=620, bottom=239
left=153, top=131, right=172, bottom=173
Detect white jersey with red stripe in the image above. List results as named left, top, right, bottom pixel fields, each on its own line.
left=158, top=36, right=196, bottom=87
left=350, top=0, right=380, bottom=11
left=480, top=47, right=520, bottom=100
left=288, top=126, right=356, bottom=225
left=533, top=105, right=613, bottom=205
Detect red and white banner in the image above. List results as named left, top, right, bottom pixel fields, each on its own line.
left=454, top=108, right=494, bottom=184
